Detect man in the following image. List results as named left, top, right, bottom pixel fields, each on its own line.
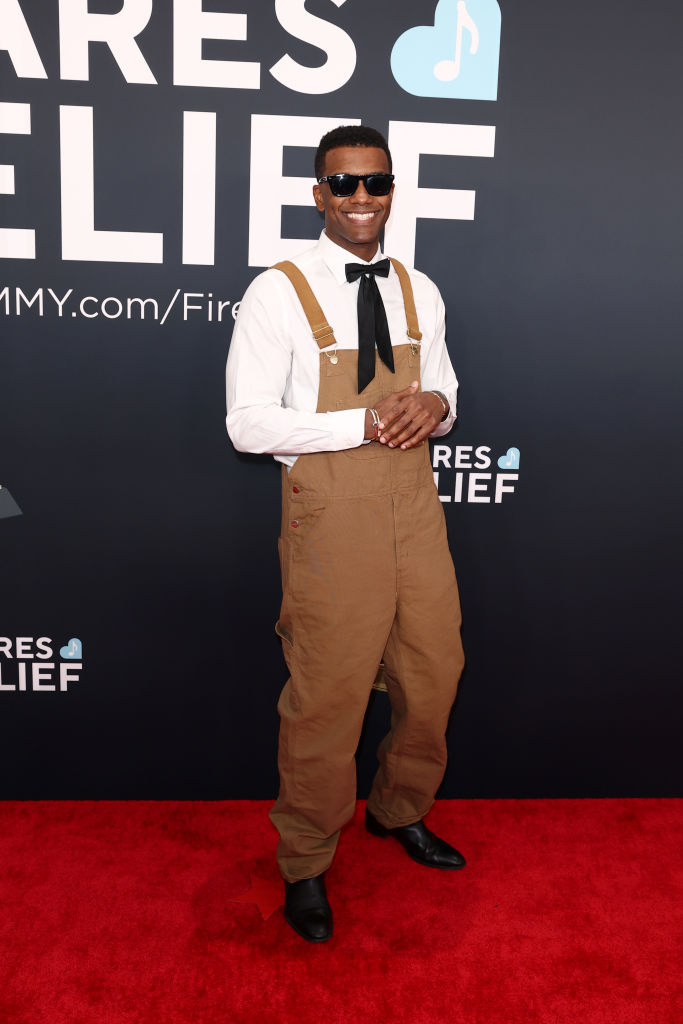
left=226, top=125, right=465, bottom=943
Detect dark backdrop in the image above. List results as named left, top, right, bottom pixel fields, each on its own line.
left=1, top=0, right=681, bottom=797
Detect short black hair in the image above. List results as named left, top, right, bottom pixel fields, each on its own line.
left=314, top=125, right=392, bottom=179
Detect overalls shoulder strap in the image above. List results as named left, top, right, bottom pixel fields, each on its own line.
left=271, top=257, right=423, bottom=345
left=388, top=258, right=423, bottom=342
left=271, top=261, right=337, bottom=349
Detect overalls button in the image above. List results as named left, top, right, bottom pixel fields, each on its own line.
left=292, top=486, right=300, bottom=493
left=290, top=520, right=299, bottom=528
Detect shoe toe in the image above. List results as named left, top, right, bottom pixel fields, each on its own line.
left=400, top=825, right=466, bottom=869
left=285, top=906, right=332, bottom=942
left=304, top=910, right=332, bottom=941
left=433, top=842, right=466, bottom=869
left=284, top=876, right=332, bottom=942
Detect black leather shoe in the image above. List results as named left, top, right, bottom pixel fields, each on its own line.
left=365, top=808, right=466, bottom=870
left=284, top=874, right=333, bottom=943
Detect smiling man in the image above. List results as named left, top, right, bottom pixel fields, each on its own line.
left=226, top=125, right=465, bottom=943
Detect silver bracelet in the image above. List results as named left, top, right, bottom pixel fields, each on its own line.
left=430, top=391, right=449, bottom=422
left=369, top=408, right=380, bottom=438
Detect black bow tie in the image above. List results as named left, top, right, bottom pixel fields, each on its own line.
left=345, top=258, right=394, bottom=393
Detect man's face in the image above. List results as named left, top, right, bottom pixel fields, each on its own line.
left=312, top=145, right=394, bottom=261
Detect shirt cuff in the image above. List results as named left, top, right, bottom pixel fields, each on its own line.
left=430, top=409, right=456, bottom=437
left=325, top=406, right=367, bottom=450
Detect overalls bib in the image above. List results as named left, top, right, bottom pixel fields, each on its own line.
left=269, top=260, right=465, bottom=882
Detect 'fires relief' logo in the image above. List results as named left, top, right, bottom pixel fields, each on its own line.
left=433, top=443, right=519, bottom=503
left=0, top=637, right=83, bottom=692
left=391, top=0, right=502, bottom=101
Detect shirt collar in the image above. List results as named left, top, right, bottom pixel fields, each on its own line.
left=316, top=229, right=386, bottom=285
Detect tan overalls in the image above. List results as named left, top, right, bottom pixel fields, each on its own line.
left=269, top=260, right=465, bottom=882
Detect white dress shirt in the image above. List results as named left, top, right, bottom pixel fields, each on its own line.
left=225, top=231, right=458, bottom=468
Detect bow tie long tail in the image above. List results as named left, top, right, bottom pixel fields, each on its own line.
left=345, top=260, right=395, bottom=393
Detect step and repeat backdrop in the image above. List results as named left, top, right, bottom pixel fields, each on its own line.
left=1, top=0, right=681, bottom=798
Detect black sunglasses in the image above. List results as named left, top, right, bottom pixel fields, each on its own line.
left=317, top=172, right=395, bottom=198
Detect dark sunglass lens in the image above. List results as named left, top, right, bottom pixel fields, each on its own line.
left=365, top=174, right=393, bottom=196
left=328, top=174, right=357, bottom=197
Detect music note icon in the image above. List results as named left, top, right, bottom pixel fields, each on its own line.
left=433, top=0, right=480, bottom=82
left=497, top=448, right=520, bottom=470
left=59, top=638, right=83, bottom=659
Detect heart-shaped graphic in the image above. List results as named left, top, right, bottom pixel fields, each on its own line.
left=391, top=0, right=502, bottom=101
left=497, top=447, right=520, bottom=470
left=60, top=638, right=82, bottom=660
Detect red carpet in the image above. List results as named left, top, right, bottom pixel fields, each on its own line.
left=0, top=799, right=681, bottom=1023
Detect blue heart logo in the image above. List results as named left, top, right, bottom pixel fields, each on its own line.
left=60, top=638, right=82, bottom=660
left=391, top=0, right=502, bottom=101
left=497, top=447, right=520, bottom=470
